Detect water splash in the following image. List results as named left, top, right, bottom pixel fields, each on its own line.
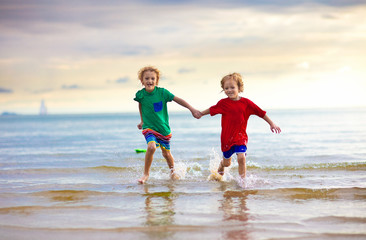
left=186, top=162, right=203, bottom=178
left=173, top=161, right=187, bottom=179
left=236, top=174, right=271, bottom=189
left=236, top=176, right=248, bottom=189
left=207, top=148, right=234, bottom=182
left=208, top=148, right=221, bottom=173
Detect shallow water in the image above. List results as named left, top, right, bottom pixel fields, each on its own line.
left=0, top=108, right=366, bottom=239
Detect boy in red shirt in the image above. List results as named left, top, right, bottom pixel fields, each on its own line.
left=200, top=73, right=281, bottom=181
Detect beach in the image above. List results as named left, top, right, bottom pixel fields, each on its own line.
left=0, top=108, right=365, bottom=239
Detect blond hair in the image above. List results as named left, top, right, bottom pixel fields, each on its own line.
left=138, top=66, right=161, bottom=85
left=220, top=73, right=244, bottom=92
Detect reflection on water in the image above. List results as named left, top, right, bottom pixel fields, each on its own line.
left=35, top=190, right=92, bottom=203
left=143, top=184, right=176, bottom=239
left=219, top=187, right=251, bottom=240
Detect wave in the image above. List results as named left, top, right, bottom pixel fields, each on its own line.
left=236, top=187, right=366, bottom=201
left=0, top=165, right=134, bottom=174
left=31, top=189, right=115, bottom=202
left=7, top=187, right=365, bottom=203
left=305, top=216, right=366, bottom=224
left=86, top=161, right=366, bottom=173
left=1, top=224, right=365, bottom=240
left=1, top=161, right=365, bottom=176
left=0, top=204, right=111, bottom=215
left=0, top=223, right=213, bottom=233
left=247, top=161, right=366, bottom=171
left=87, top=165, right=129, bottom=172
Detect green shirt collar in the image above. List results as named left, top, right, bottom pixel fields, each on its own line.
left=144, top=86, right=157, bottom=95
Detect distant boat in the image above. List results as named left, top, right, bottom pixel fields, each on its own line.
left=40, top=100, right=47, bottom=115
left=1, top=111, right=17, bottom=116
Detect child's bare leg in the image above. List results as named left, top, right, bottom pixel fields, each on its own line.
left=161, top=148, right=179, bottom=180
left=218, top=157, right=231, bottom=176
left=138, top=142, right=156, bottom=184
left=237, top=153, right=246, bottom=179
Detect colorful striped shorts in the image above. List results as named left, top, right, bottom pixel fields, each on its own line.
left=142, top=128, right=172, bottom=150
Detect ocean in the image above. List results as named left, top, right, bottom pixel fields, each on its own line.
left=0, top=108, right=365, bottom=240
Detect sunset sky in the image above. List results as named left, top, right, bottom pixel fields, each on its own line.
left=1, top=0, right=365, bottom=114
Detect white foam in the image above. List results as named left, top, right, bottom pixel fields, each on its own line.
left=235, top=174, right=271, bottom=189
left=186, top=162, right=203, bottom=178
left=208, top=148, right=234, bottom=182
left=173, top=161, right=187, bottom=179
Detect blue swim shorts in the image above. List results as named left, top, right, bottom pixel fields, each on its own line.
left=223, top=145, right=247, bottom=159
left=142, top=128, right=171, bottom=150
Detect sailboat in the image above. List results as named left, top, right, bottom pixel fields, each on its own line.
left=40, top=100, right=47, bottom=115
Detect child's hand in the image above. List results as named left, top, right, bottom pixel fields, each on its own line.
left=263, top=115, right=281, bottom=134
left=191, top=109, right=202, bottom=119
left=270, top=124, right=281, bottom=134
left=137, top=122, right=143, bottom=130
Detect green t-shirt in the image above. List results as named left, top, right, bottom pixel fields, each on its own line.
left=134, top=87, right=175, bottom=136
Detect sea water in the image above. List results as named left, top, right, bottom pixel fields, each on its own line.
left=0, top=108, right=365, bottom=239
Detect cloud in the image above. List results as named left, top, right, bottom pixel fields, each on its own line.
left=0, top=87, right=13, bottom=93
left=1, top=0, right=364, bottom=36
left=32, top=88, right=54, bottom=94
left=62, top=84, right=81, bottom=90
left=0, top=0, right=365, bottom=113
left=135, top=0, right=366, bottom=8
left=1, top=0, right=365, bottom=61
left=178, top=68, right=196, bottom=74
left=115, top=77, right=130, bottom=84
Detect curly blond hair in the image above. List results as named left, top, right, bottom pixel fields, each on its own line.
left=220, top=72, right=244, bottom=92
left=138, top=66, right=161, bottom=85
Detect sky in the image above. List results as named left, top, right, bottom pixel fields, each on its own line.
left=1, top=0, right=366, bottom=114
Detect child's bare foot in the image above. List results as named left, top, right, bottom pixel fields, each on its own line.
left=170, top=171, right=180, bottom=180
left=208, top=171, right=223, bottom=181
left=218, top=161, right=225, bottom=176
left=138, top=175, right=149, bottom=184
left=237, top=176, right=247, bottom=188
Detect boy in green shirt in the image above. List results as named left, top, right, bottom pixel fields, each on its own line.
left=134, top=66, right=201, bottom=184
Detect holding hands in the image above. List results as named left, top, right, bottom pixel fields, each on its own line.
left=191, top=109, right=202, bottom=119
left=191, top=109, right=281, bottom=135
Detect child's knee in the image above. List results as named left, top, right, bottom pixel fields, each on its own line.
left=237, top=154, right=246, bottom=164
left=147, top=142, right=157, bottom=152
left=161, top=149, right=171, bottom=159
left=222, top=158, right=231, bottom=167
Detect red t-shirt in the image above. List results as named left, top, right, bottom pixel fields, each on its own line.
left=210, top=97, right=266, bottom=152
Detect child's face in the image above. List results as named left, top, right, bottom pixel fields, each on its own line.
left=141, top=70, right=157, bottom=93
left=223, top=79, right=240, bottom=101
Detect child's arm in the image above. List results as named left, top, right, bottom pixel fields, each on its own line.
left=173, top=96, right=201, bottom=119
left=201, top=108, right=210, bottom=116
left=263, top=114, right=281, bottom=133
left=137, top=103, right=143, bottom=129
